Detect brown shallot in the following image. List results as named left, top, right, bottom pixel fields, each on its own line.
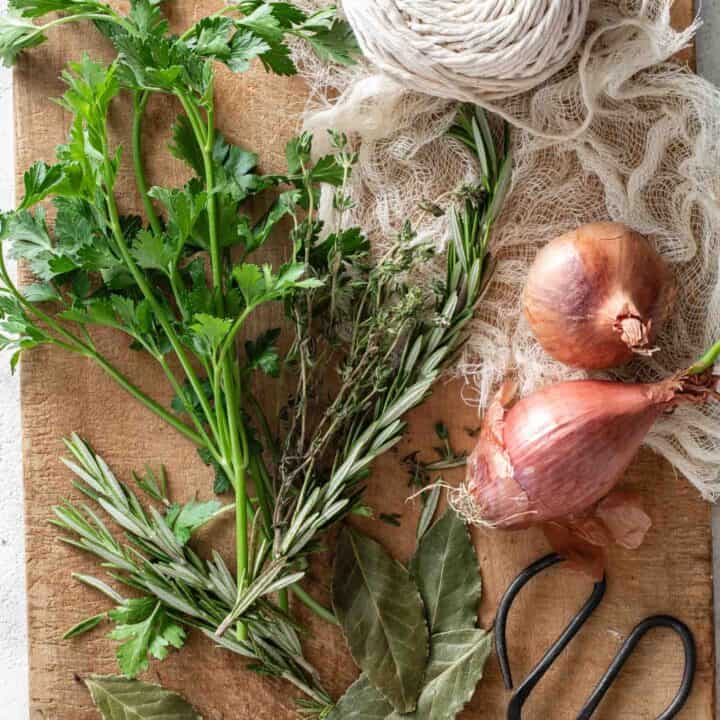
left=523, top=222, right=675, bottom=369
left=459, top=342, right=720, bottom=577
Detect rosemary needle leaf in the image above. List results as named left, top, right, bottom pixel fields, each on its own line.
left=63, top=612, right=107, bottom=639
left=416, top=484, right=441, bottom=541
left=73, top=573, right=126, bottom=604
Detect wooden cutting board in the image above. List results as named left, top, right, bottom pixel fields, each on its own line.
left=16, top=2, right=714, bottom=718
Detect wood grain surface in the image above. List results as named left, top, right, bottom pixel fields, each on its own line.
left=16, top=1, right=714, bottom=718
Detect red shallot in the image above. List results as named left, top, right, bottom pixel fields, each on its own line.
left=523, top=222, right=675, bottom=369
left=461, top=343, right=720, bottom=577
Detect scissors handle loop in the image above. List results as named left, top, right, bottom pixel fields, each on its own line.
left=496, top=553, right=696, bottom=719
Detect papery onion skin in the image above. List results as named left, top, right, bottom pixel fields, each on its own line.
left=523, top=222, right=675, bottom=369
left=466, top=379, right=679, bottom=529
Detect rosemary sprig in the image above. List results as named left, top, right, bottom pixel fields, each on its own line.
left=205, top=107, right=511, bottom=636
left=54, top=433, right=333, bottom=707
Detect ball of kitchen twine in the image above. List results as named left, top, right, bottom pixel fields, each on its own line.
left=342, top=0, right=591, bottom=102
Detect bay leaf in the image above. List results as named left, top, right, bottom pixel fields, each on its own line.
left=410, top=507, right=481, bottom=634
left=84, top=675, right=202, bottom=719
left=327, top=675, right=394, bottom=719
left=332, top=528, right=429, bottom=713
left=330, top=630, right=493, bottom=720
left=411, top=629, right=494, bottom=720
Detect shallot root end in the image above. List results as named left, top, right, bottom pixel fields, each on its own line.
left=614, top=314, right=659, bottom=356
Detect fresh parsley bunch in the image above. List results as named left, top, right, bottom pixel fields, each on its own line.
left=0, top=0, right=510, bottom=714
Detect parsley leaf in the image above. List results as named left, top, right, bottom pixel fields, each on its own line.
left=179, top=257, right=213, bottom=317
left=131, top=230, right=175, bottom=274
left=212, top=133, right=260, bottom=200
left=302, top=16, right=358, bottom=67
left=58, top=54, right=119, bottom=132
left=237, top=190, right=298, bottom=254
left=114, top=33, right=210, bottom=97
left=19, top=161, right=80, bottom=209
left=3, top=209, right=63, bottom=281
left=233, top=261, right=322, bottom=307
left=197, top=446, right=231, bottom=494
left=165, top=498, right=222, bottom=545
left=0, top=290, right=49, bottom=370
left=10, top=0, right=105, bottom=18
left=127, top=0, right=167, bottom=37
left=232, top=263, right=265, bottom=306
left=309, top=154, right=345, bottom=186
left=245, top=328, right=281, bottom=377
left=23, top=283, right=61, bottom=303
left=170, top=114, right=204, bottom=177
left=285, top=133, right=311, bottom=175
left=149, top=183, right=207, bottom=245
left=108, top=598, right=186, bottom=678
left=190, top=313, right=232, bottom=354
left=238, top=4, right=284, bottom=44
left=185, top=16, right=234, bottom=59
left=0, top=12, right=45, bottom=67
left=171, top=377, right=213, bottom=417
left=61, top=295, right=161, bottom=355
left=257, top=41, right=295, bottom=75
left=311, top=226, right=368, bottom=270
left=236, top=1, right=307, bottom=27
left=54, top=197, right=102, bottom=253
left=227, top=29, right=270, bottom=73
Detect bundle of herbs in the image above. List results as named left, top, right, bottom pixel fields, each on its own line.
left=0, top=0, right=510, bottom=714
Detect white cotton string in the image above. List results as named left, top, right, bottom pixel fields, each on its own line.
left=342, top=0, right=591, bottom=102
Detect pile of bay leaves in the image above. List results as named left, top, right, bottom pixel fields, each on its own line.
left=330, top=506, right=492, bottom=719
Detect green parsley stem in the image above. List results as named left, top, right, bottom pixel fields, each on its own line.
left=89, top=352, right=204, bottom=445
left=155, top=354, right=223, bottom=462
left=228, top=364, right=252, bottom=639
left=289, top=585, right=339, bottom=626
left=216, top=306, right=253, bottom=368
left=249, top=455, right=274, bottom=537
left=212, top=367, right=230, bottom=455
left=169, top=267, right=190, bottom=321
left=131, top=91, right=162, bottom=236
left=234, top=463, right=249, bottom=642
left=100, top=140, right=221, bottom=444
left=176, top=86, right=254, bottom=640
left=38, top=12, right=123, bottom=35
left=688, top=338, right=720, bottom=375
left=178, top=94, right=223, bottom=302
left=247, top=391, right=280, bottom=465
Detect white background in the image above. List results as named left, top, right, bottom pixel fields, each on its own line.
left=0, top=2, right=719, bottom=718
left=0, top=0, right=28, bottom=716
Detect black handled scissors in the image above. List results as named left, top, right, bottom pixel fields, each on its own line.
left=495, top=553, right=697, bottom=719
